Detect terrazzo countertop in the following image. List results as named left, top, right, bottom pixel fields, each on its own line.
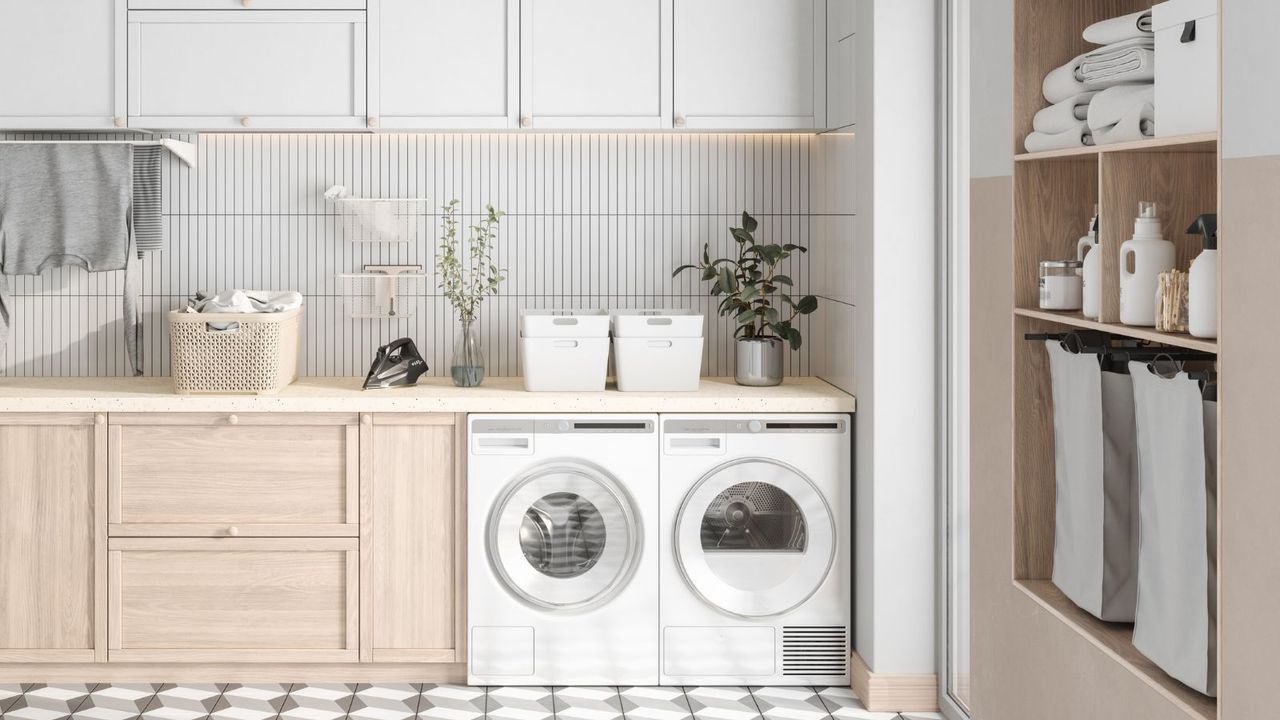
left=0, top=376, right=855, bottom=414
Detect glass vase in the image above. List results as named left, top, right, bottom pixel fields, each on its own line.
left=451, top=318, right=486, bottom=387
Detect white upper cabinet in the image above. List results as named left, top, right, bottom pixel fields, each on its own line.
left=520, top=0, right=672, bottom=129
left=673, top=0, right=826, bottom=130
left=127, top=10, right=367, bottom=130
left=0, top=0, right=126, bottom=130
left=369, top=0, right=517, bottom=129
left=128, top=1, right=365, bottom=7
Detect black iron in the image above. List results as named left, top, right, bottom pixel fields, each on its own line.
left=363, top=337, right=429, bottom=390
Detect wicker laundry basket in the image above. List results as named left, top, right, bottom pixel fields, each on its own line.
left=168, top=307, right=303, bottom=395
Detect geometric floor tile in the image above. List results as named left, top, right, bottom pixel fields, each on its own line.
left=747, top=688, right=832, bottom=720
left=617, top=687, right=693, bottom=720
left=484, top=687, right=553, bottom=720
left=899, top=714, right=943, bottom=720
left=209, top=685, right=289, bottom=720
left=140, top=685, right=224, bottom=720
left=5, top=685, right=99, bottom=720
left=683, top=688, right=762, bottom=720
left=348, top=684, right=420, bottom=720
left=2, top=685, right=25, bottom=715
left=415, top=685, right=485, bottom=720
left=551, top=687, right=624, bottom=720
left=278, top=684, right=357, bottom=720
left=813, top=688, right=898, bottom=720
left=72, top=685, right=162, bottom=720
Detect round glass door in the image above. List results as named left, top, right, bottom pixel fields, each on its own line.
left=488, top=462, right=642, bottom=610
left=675, top=458, right=835, bottom=618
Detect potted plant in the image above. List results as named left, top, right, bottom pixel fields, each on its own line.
left=674, top=211, right=818, bottom=386
left=437, top=200, right=506, bottom=387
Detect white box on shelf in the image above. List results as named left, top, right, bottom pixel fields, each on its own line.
left=1154, top=0, right=1218, bottom=137
left=519, top=309, right=610, bottom=391
left=611, top=309, right=705, bottom=392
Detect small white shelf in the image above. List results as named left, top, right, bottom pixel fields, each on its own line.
left=332, top=197, right=429, bottom=243
left=337, top=266, right=425, bottom=320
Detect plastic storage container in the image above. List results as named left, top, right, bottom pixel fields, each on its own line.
left=611, top=309, right=705, bottom=392
left=1154, top=0, right=1218, bottom=137
left=168, top=307, right=303, bottom=395
left=519, top=309, right=610, bottom=391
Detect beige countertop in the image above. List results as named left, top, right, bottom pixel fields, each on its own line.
left=0, top=376, right=855, bottom=414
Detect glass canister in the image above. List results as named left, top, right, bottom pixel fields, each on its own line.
left=1040, top=260, right=1084, bottom=311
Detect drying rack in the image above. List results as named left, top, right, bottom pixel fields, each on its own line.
left=0, top=139, right=197, bottom=168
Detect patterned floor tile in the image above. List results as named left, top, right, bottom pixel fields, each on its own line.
left=415, top=685, right=484, bottom=720
left=348, top=685, right=420, bottom=720
left=617, top=687, right=693, bottom=720
left=683, top=688, right=761, bottom=720
left=278, top=685, right=357, bottom=720
left=899, top=714, right=943, bottom=720
left=484, top=687, right=553, bottom=720
left=747, top=688, right=831, bottom=720
left=813, top=688, right=897, bottom=720
left=141, top=685, right=224, bottom=720
left=72, top=685, right=161, bottom=720
left=2, top=685, right=25, bottom=714
left=209, top=685, right=289, bottom=720
left=5, top=685, right=99, bottom=720
left=551, top=687, right=623, bottom=720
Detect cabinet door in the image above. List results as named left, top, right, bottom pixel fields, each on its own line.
left=108, top=537, right=359, bottom=663
left=127, top=10, right=367, bottom=130
left=361, top=414, right=465, bottom=663
left=0, top=0, right=126, bottom=130
left=0, top=414, right=105, bottom=663
left=520, top=0, right=672, bottom=129
left=370, top=0, right=517, bottom=129
left=674, top=0, right=826, bottom=129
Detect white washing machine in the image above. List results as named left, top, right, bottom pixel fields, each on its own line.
left=468, top=414, right=659, bottom=686
left=659, top=414, right=852, bottom=686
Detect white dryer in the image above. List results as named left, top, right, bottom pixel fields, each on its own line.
left=659, top=414, right=852, bottom=686
left=468, top=414, right=659, bottom=686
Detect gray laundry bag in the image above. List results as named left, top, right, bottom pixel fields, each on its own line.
left=1130, top=364, right=1218, bottom=697
left=1045, top=342, right=1140, bottom=621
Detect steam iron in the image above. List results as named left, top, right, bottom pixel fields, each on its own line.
left=363, top=338, right=428, bottom=390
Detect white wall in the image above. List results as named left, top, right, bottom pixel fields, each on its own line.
left=1221, top=0, right=1279, bottom=159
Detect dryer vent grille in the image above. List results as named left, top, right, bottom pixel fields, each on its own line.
left=782, top=626, right=849, bottom=676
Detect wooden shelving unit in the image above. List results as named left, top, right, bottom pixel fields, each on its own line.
left=1011, top=2, right=1220, bottom=719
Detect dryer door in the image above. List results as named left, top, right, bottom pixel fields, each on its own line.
left=674, top=458, right=836, bottom=618
left=488, top=461, right=642, bottom=610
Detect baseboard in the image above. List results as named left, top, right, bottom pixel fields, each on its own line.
left=849, top=651, right=938, bottom=713
left=0, top=662, right=466, bottom=683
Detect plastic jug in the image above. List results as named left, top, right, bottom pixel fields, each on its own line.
left=1187, top=213, right=1218, bottom=339
left=1078, top=208, right=1101, bottom=319
left=1119, top=202, right=1175, bottom=327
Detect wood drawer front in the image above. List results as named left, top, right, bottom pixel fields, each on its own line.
left=111, top=414, right=357, bottom=536
left=108, top=538, right=358, bottom=663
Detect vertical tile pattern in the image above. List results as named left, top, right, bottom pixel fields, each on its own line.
left=0, top=133, right=825, bottom=378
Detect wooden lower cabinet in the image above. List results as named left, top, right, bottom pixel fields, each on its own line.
left=0, top=413, right=105, bottom=663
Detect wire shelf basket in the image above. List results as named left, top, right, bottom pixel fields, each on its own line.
left=337, top=265, right=426, bottom=319
left=333, top=197, right=429, bottom=243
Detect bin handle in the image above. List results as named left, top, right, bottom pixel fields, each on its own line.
left=205, top=322, right=242, bottom=334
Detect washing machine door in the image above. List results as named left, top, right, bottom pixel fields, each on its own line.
left=488, top=461, right=642, bottom=610
left=674, top=458, right=836, bottom=618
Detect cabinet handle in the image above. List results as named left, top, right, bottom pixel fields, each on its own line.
left=241, top=0, right=253, bottom=6
left=674, top=115, right=687, bottom=128
left=361, top=414, right=373, bottom=426
left=227, top=526, right=240, bottom=537
left=367, top=116, right=378, bottom=129
left=113, top=117, right=126, bottom=129
left=95, top=414, right=106, bottom=425
left=228, top=414, right=240, bottom=425
left=520, top=116, right=532, bottom=128
left=240, top=116, right=252, bottom=128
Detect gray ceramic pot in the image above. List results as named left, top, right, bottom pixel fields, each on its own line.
left=735, top=337, right=784, bottom=386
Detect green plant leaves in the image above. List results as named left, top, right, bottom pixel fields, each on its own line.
left=742, top=211, right=759, bottom=233
left=730, top=227, right=754, bottom=245
left=795, top=295, right=819, bottom=314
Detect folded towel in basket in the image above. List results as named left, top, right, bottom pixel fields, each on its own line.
left=1081, top=38, right=1156, bottom=88
left=1088, top=84, right=1156, bottom=144
left=186, top=289, right=304, bottom=314
left=1083, top=9, right=1154, bottom=46
left=1034, top=91, right=1098, bottom=134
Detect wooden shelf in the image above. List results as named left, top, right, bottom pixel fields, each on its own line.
left=1015, top=132, right=1219, bottom=162
left=1014, top=308, right=1219, bottom=353
left=1016, top=580, right=1216, bottom=720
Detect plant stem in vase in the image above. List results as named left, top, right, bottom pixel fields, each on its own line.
left=436, top=200, right=507, bottom=388
left=451, top=318, right=485, bottom=388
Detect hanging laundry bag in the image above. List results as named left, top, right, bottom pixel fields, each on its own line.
left=1130, top=364, right=1217, bottom=697
left=1045, top=342, right=1141, bottom=621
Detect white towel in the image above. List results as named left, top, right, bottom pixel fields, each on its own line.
left=186, top=289, right=304, bottom=314
left=1081, top=38, right=1156, bottom=88
left=1025, top=122, right=1095, bottom=153
left=1094, top=111, right=1156, bottom=145
left=1044, top=55, right=1087, bottom=104
left=1088, top=84, right=1155, bottom=130
left=1034, top=92, right=1098, bottom=134
left=1083, top=9, right=1153, bottom=45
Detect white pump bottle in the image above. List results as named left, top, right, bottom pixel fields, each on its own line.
left=1119, top=201, right=1175, bottom=327
left=1078, top=205, right=1100, bottom=319
left=1187, top=213, right=1218, bottom=339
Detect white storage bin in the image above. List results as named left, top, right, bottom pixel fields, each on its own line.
left=1154, top=0, right=1218, bottom=137
left=519, top=309, right=610, bottom=392
left=611, top=309, right=705, bottom=392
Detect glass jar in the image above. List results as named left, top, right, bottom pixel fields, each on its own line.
left=1040, top=260, right=1084, bottom=311
left=451, top=318, right=486, bottom=387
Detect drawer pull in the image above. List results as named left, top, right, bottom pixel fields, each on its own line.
left=520, top=116, right=532, bottom=128
left=95, top=414, right=106, bottom=425
left=114, top=117, right=126, bottom=129
left=675, top=115, right=688, bottom=128
left=228, top=414, right=240, bottom=425
left=361, top=414, right=372, bottom=425
left=241, top=0, right=253, bottom=6
left=240, top=116, right=252, bottom=128
left=227, top=526, right=240, bottom=537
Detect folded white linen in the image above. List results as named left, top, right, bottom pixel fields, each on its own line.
left=1088, top=84, right=1155, bottom=131
left=1044, top=55, right=1087, bottom=104
left=1081, top=38, right=1156, bottom=88
left=1094, top=114, right=1155, bottom=145
left=1025, top=122, right=1095, bottom=153
left=1034, top=91, right=1098, bottom=134
left=1084, top=9, right=1154, bottom=45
